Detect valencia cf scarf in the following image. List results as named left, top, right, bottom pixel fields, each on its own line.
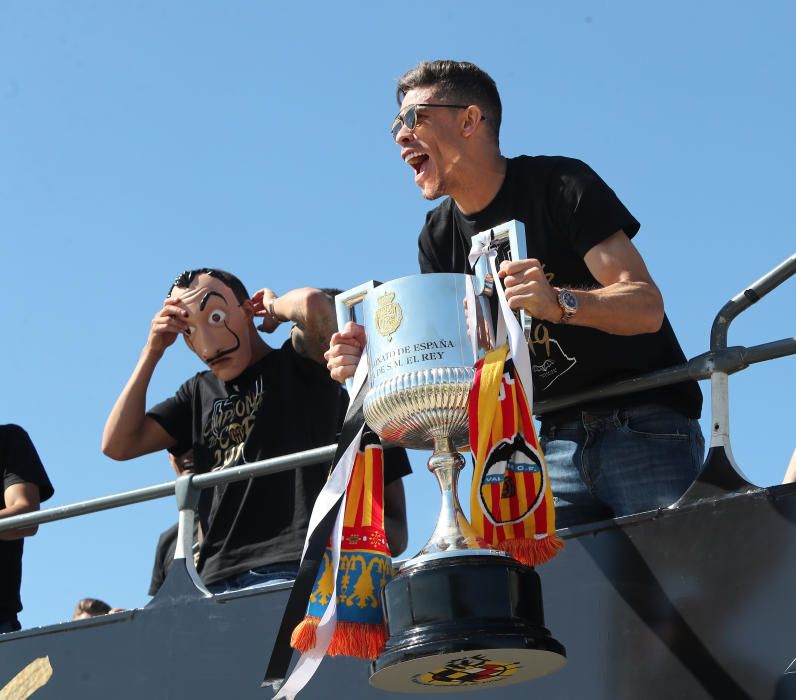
left=290, top=431, right=393, bottom=659
left=468, top=344, right=563, bottom=566
left=466, top=226, right=564, bottom=567
left=267, top=357, right=388, bottom=700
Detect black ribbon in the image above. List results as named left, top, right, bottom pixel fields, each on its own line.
left=262, top=379, right=368, bottom=687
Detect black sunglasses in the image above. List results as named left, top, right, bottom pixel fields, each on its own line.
left=390, top=103, right=472, bottom=140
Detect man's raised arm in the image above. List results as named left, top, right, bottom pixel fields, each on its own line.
left=499, top=230, right=664, bottom=336
left=251, top=287, right=338, bottom=365
left=102, top=299, right=183, bottom=460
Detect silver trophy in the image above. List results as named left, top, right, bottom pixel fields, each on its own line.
left=337, top=271, right=500, bottom=565
left=335, top=221, right=565, bottom=693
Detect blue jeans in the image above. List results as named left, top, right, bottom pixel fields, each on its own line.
left=539, top=404, right=704, bottom=529
left=206, top=562, right=300, bottom=594
left=0, top=617, right=20, bottom=634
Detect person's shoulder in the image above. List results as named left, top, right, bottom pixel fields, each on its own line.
left=275, top=339, right=335, bottom=381
left=512, top=154, right=592, bottom=177
left=0, top=424, right=37, bottom=453
left=177, top=368, right=217, bottom=394
left=512, top=155, right=605, bottom=197
left=235, top=342, right=295, bottom=378
left=156, top=522, right=180, bottom=548
left=152, top=369, right=220, bottom=414
left=0, top=424, right=29, bottom=441
left=265, top=341, right=291, bottom=366
left=0, top=423, right=54, bottom=499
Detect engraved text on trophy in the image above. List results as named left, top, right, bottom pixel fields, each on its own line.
left=372, top=339, right=457, bottom=380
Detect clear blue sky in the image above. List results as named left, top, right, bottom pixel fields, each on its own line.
left=1, top=1, right=793, bottom=630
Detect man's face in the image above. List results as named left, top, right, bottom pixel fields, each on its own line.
left=394, top=87, right=465, bottom=201
left=168, top=449, right=195, bottom=477
left=169, top=274, right=254, bottom=381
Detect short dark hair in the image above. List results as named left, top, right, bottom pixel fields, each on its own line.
left=396, top=60, right=502, bottom=142
left=73, top=597, right=112, bottom=619
left=169, top=268, right=250, bottom=304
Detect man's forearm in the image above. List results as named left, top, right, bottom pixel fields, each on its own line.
left=273, top=288, right=336, bottom=364
left=102, top=347, right=163, bottom=460
left=559, top=280, right=664, bottom=336
left=0, top=503, right=39, bottom=540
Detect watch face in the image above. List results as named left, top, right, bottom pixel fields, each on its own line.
left=560, top=289, right=578, bottom=312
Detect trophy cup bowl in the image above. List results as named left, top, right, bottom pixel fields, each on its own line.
left=338, top=273, right=495, bottom=560
left=336, top=272, right=565, bottom=693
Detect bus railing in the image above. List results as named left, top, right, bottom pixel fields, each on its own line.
left=0, top=253, right=793, bottom=541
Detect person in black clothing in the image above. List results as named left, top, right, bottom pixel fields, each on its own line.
left=1, top=424, right=54, bottom=633
left=149, top=449, right=202, bottom=596
left=104, top=269, right=410, bottom=593
left=148, top=521, right=188, bottom=596
left=326, top=60, right=703, bottom=529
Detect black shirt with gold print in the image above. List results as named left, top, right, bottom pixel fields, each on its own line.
left=418, top=155, right=702, bottom=422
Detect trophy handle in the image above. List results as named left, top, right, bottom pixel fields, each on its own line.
left=334, top=281, right=378, bottom=393
left=474, top=219, right=532, bottom=336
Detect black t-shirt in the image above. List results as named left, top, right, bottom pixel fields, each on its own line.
left=149, top=523, right=179, bottom=596
left=148, top=340, right=411, bottom=586
left=418, top=155, right=702, bottom=421
left=148, top=521, right=201, bottom=596
left=1, top=424, right=54, bottom=620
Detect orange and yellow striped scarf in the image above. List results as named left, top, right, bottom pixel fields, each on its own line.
left=291, top=433, right=392, bottom=659
left=468, top=345, right=563, bottom=566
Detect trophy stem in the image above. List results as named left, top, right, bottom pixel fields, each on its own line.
left=402, top=436, right=504, bottom=570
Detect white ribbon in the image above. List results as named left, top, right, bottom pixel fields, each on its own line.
left=468, top=233, right=534, bottom=403
left=273, top=355, right=368, bottom=700
left=464, top=275, right=479, bottom=361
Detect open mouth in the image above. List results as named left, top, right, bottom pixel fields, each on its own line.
left=403, top=150, right=429, bottom=175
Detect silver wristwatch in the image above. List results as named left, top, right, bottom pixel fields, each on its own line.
left=557, top=289, right=578, bottom=324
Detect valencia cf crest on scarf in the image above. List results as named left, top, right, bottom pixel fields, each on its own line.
left=479, top=432, right=546, bottom=527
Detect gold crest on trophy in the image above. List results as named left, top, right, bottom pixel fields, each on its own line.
left=375, top=291, right=403, bottom=342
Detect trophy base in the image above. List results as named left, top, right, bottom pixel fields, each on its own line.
left=369, top=555, right=566, bottom=693
left=398, top=548, right=510, bottom=571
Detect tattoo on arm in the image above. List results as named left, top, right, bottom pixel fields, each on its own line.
left=292, top=329, right=307, bottom=357
left=290, top=293, right=336, bottom=363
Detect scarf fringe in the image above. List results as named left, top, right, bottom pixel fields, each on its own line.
left=291, top=616, right=387, bottom=660
left=499, top=534, right=565, bottom=567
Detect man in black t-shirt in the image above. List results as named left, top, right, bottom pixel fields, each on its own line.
left=103, top=269, right=410, bottom=593
left=1, top=424, right=54, bottom=633
left=327, top=60, right=703, bottom=529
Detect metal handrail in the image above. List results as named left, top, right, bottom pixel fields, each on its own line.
left=711, top=253, right=796, bottom=351
left=534, top=337, right=795, bottom=416
left=0, top=444, right=337, bottom=535
left=536, top=252, right=796, bottom=416
left=0, top=254, right=793, bottom=536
